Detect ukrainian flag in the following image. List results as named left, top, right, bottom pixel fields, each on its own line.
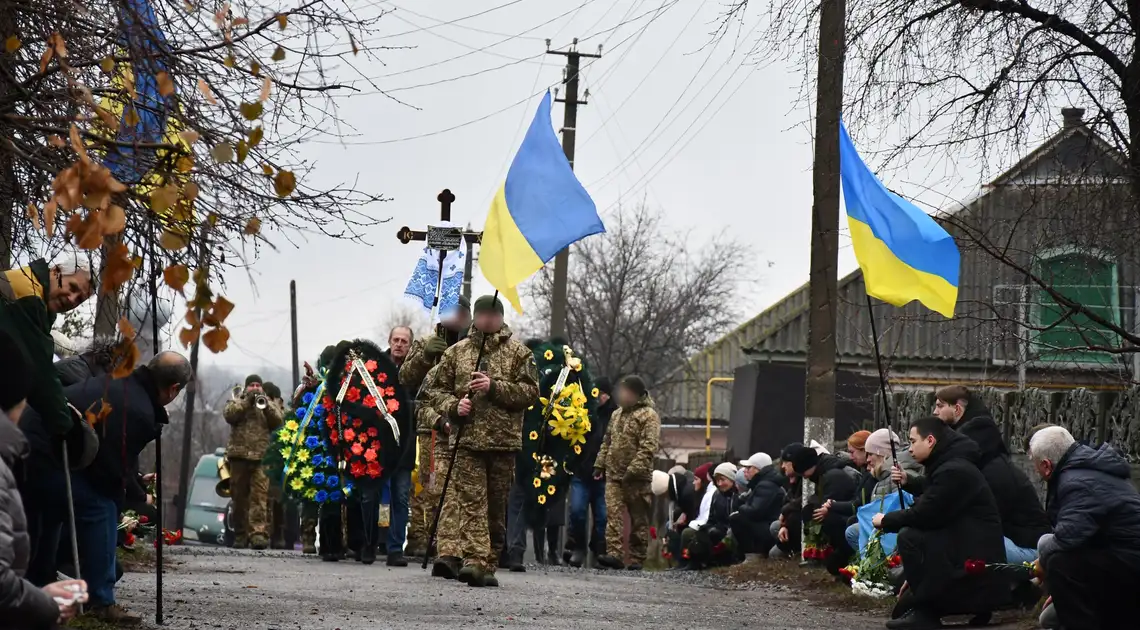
left=839, top=123, right=960, bottom=318
left=481, top=92, right=606, bottom=313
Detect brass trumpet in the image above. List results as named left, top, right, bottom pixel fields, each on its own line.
left=216, top=456, right=231, bottom=498
left=231, top=385, right=268, bottom=410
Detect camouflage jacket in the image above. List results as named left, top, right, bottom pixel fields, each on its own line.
left=400, top=335, right=440, bottom=393
left=415, top=364, right=443, bottom=435
left=224, top=396, right=284, bottom=461
left=426, top=325, right=538, bottom=452
left=596, top=394, right=661, bottom=483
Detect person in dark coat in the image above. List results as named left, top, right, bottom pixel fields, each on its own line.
left=380, top=328, right=418, bottom=567
left=657, top=468, right=699, bottom=568
left=20, top=352, right=191, bottom=625
left=1030, top=426, right=1140, bottom=630
left=934, top=386, right=1050, bottom=562
left=729, top=453, right=784, bottom=556
left=681, top=463, right=738, bottom=569
left=791, top=443, right=860, bottom=571
left=567, top=376, right=615, bottom=568
left=875, top=416, right=1007, bottom=630
left=0, top=329, right=88, bottom=628
left=771, top=443, right=803, bottom=558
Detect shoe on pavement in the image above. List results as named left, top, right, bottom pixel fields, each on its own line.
left=360, top=545, right=377, bottom=565
left=546, top=552, right=562, bottom=567
left=302, top=543, right=317, bottom=555
left=885, top=608, right=943, bottom=630
left=483, top=573, right=500, bottom=587
left=233, top=538, right=249, bottom=550
left=568, top=549, right=586, bottom=568
left=464, top=565, right=488, bottom=587
left=508, top=551, right=526, bottom=573
left=250, top=535, right=270, bottom=551
left=386, top=553, right=408, bottom=567
left=596, top=555, right=625, bottom=570
left=87, top=604, right=143, bottom=626
left=626, top=563, right=643, bottom=571
left=432, top=556, right=460, bottom=580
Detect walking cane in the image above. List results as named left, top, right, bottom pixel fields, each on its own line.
left=421, top=291, right=497, bottom=570
left=60, top=442, right=83, bottom=615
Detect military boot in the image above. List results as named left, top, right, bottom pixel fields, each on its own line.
left=250, top=534, right=270, bottom=551
left=432, top=556, right=460, bottom=579
left=462, top=564, right=487, bottom=587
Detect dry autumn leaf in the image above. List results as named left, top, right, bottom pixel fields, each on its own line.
left=198, top=78, right=217, bottom=105
left=273, top=170, right=296, bottom=197
left=271, top=46, right=285, bottom=62
left=202, top=326, right=230, bottom=353
left=223, top=54, right=235, bottom=68
left=234, top=17, right=249, bottom=27
left=211, top=142, right=234, bottom=163
left=235, top=140, right=249, bottom=163
left=248, top=126, right=264, bottom=147
left=156, top=71, right=175, bottom=97
left=209, top=296, right=235, bottom=325
left=178, top=129, right=200, bottom=145
left=183, top=181, right=200, bottom=202
left=99, top=56, right=115, bottom=73
left=259, top=76, right=271, bottom=102
left=67, top=212, right=104, bottom=249
left=349, top=31, right=359, bottom=56
left=244, top=217, right=261, bottom=235
left=149, top=184, right=179, bottom=213
left=178, top=325, right=199, bottom=349
left=239, top=101, right=262, bottom=121
left=69, top=124, right=89, bottom=162
left=118, top=316, right=137, bottom=340
left=110, top=337, right=140, bottom=379
left=43, top=198, right=57, bottom=238
left=160, top=229, right=190, bottom=251
left=5, top=35, right=20, bottom=53
left=101, top=244, right=135, bottom=294
left=164, top=264, right=190, bottom=294
left=250, top=60, right=261, bottom=77
left=277, top=13, right=288, bottom=30
left=123, top=105, right=140, bottom=127
left=47, top=135, right=65, bottom=147
left=25, top=203, right=38, bottom=227
left=175, top=155, right=194, bottom=173
left=94, top=106, right=119, bottom=133
left=103, top=204, right=126, bottom=234
left=260, top=163, right=273, bottom=176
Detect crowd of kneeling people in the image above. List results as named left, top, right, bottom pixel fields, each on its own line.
left=650, top=386, right=1140, bottom=630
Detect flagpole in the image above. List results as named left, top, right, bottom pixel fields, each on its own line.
left=864, top=293, right=908, bottom=507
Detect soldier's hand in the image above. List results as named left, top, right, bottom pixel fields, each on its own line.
left=469, top=372, right=491, bottom=394
left=424, top=336, right=448, bottom=358
left=593, top=469, right=604, bottom=481
left=457, top=398, right=473, bottom=417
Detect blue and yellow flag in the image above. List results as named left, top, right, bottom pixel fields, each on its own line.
left=839, top=123, right=960, bottom=318
left=480, top=92, right=606, bottom=313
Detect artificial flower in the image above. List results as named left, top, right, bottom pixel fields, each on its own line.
left=344, top=428, right=356, bottom=442
left=312, top=472, right=326, bottom=486
left=300, top=466, right=314, bottom=480
left=330, top=490, right=343, bottom=502
left=315, top=490, right=329, bottom=503
left=544, top=350, right=554, bottom=360
left=290, top=478, right=304, bottom=491
left=327, top=475, right=339, bottom=488
left=295, top=407, right=308, bottom=419
left=285, top=420, right=300, bottom=432
left=367, top=462, right=382, bottom=478
left=364, top=359, right=378, bottom=372
left=305, top=435, right=320, bottom=449
left=364, top=448, right=378, bottom=462
left=376, top=372, right=388, bottom=384
left=549, top=415, right=575, bottom=439
left=346, top=388, right=361, bottom=403
left=591, top=387, right=600, bottom=398
left=294, top=448, right=310, bottom=463
left=305, top=489, right=317, bottom=499
left=302, top=392, right=315, bottom=405
left=529, top=431, right=539, bottom=441
left=351, top=442, right=364, bottom=456
left=363, top=395, right=377, bottom=409
left=350, top=461, right=365, bottom=476
left=386, top=398, right=400, bottom=413
left=573, top=444, right=582, bottom=455
left=537, top=495, right=547, bottom=505
left=546, top=485, right=556, bottom=495
left=532, top=477, right=542, bottom=488
left=367, top=427, right=379, bottom=437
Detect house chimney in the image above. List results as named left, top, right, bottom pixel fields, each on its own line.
left=1061, top=107, right=1085, bottom=128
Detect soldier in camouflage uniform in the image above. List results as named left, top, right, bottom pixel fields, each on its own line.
left=262, top=382, right=291, bottom=549
left=427, top=295, right=539, bottom=587
left=400, top=296, right=469, bottom=560
left=224, top=374, right=285, bottom=549
left=594, top=375, right=661, bottom=570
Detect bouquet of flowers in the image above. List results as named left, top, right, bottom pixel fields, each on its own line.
left=118, top=510, right=154, bottom=548
left=964, top=558, right=1040, bottom=579
left=840, top=530, right=901, bottom=599
left=277, top=386, right=349, bottom=504
left=802, top=519, right=834, bottom=561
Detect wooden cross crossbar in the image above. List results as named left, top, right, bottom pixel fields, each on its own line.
left=395, top=189, right=483, bottom=245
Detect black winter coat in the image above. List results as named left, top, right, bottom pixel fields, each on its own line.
left=1046, top=442, right=1140, bottom=573
left=22, top=367, right=167, bottom=506
left=805, top=453, right=860, bottom=507
left=668, top=471, right=699, bottom=527
left=705, top=487, right=737, bottom=540
left=881, top=430, right=1006, bottom=611
left=735, top=466, right=786, bottom=525
left=954, top=404, right=1050, bottom=549
left=780, top=473, right=802, bottom=520
left=575, top=397, right=616, bottom=478
left=0, top=414, right=59, bottom=629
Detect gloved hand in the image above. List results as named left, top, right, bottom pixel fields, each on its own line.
left=424, top=336, right=448, bottom=359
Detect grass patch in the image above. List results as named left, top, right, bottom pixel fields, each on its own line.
left=117, top=544, right=179, bottom=573
left=65, top=615, right=118, bottom=630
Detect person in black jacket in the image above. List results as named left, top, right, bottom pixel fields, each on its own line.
left=875, top=416, right=1007, bottom=630
left=382, top=327, right=418, bottom=567
left=681, top=463, right=738, bottom=569
left=20, top=351, right=191, bottom=625
left=567, top=376, right=615, bottom=568
left=933, top=386, right=1049, bottom=564
left=729, top=453, right=783, bottom=557
left=792, top=444, right=860, bottom=571
left=771, top=443, right=803, bottom=558
left=1030, top=426, right=1140, bottom=630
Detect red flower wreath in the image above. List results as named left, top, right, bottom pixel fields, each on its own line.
left=364, top=359, right=378, bottom=372
left=367, top=427, right=378, bottom=437
left=386, top=398, right=400, bottom=413
left=364, top=448, right=378, bottom=462
left=343, top=428, right=356, bottom=442
left=376, top=372, right=388, bottom=384
left=363, top=394, right=377, bottom=409
left=345, top=387, right=361, bottom=403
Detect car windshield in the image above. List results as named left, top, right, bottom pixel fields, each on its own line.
left=189, top=475, right=228, bottom=509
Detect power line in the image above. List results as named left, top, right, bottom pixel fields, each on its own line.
left=384, top=12, right=547, bottom=64
left=380, top=0, right=546, bottom=40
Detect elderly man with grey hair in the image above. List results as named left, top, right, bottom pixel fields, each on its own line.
left=1030, top=425, right=1140, bottom=630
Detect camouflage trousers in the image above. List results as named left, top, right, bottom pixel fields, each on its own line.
left=439, top=448, right=513, bottom=572
left=604, top=480, right=652, bottom=564
left=229, top=459, right=270, bottom=543
left=407, top=432, right=449, bottom=554
left=301, top=502, right=319, bottom=548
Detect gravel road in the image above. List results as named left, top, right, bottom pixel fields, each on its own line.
left=116, top=547, right=880, bottom=630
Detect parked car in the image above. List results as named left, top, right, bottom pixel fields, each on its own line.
left=182, top=448, right=233, bottom=545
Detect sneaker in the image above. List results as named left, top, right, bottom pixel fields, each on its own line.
left=432, top=556, right=460, bottom=580
left=386, top=553, right=408, bottom=567
left=568, top=549, right=586, bottom=568
left=596, top=555, right=625, bottom=570
left=885, top=608, right=943, bottom=630
left=250, top=535, right=270, bottom=551
left=87, top=604, right=143, bottom=626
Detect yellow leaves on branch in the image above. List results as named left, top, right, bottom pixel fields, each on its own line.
left=277, top=14, right=288, bottom=30
left=40, top=32, right=67, bottom=73
left=180, top=290, right=234, bottom=354
left=271, top=46, right=285, bottom=62
left=164, top=264, right=190, bottom=294
left=101, top=244, right=136, bottom=295
left=41, top=124, right=127, bottom=247
left=239, top=101, right=263, bottom=121
left=198, top=78, right=217, bottom=105
left=110, top=317, right=141, bottom=379
left=273, top=170, right=296, bottom=197
left=5, top=36, right=20, bottom=53
left=244, top=217, right=261, bottom=234
left=156, top=71, right=175, bottom=97
left=210, top=141, right=234, bottom=163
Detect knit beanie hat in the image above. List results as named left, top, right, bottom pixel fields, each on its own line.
left=780, top=442, right=804, bottom=462
left=263, top=382, right=282, bottom=400
left=245, top=374, right=263, bottom=387
left=594, top=377, right=613, bottom=396
left=734, top=468, right=747, bottom=490
left=848, top=430, right=872, bottom=451
left=693, top=462, right=714, bottom=483
left=789, top=445, right=821, bottom=475
left=619, top=375, right=647, bottom=398
left=456, top=294, right=471, bottom=313
left=473, top=294, right=504, bottom=315
left=651, top=470, right=670, bottom=496
left=0, top=330, right=31, bottom=412
left=713, top=462, right=738, bottom=480
left=865, top=428, right=902, bottom=458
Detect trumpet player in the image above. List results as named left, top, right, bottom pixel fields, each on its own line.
left=224, top=374, right=283, bottom=550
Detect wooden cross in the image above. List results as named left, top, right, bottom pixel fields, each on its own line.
left=395, top=189, right=483, bottom=246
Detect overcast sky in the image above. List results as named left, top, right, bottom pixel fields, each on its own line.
left=169, top=0, right=998, bottom=377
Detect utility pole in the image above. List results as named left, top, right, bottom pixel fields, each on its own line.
left=546, top=38, right=600, bottom=340
left=290, top=280, right=300, bottom=391
left=803, top=0, right=846, bottom=486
